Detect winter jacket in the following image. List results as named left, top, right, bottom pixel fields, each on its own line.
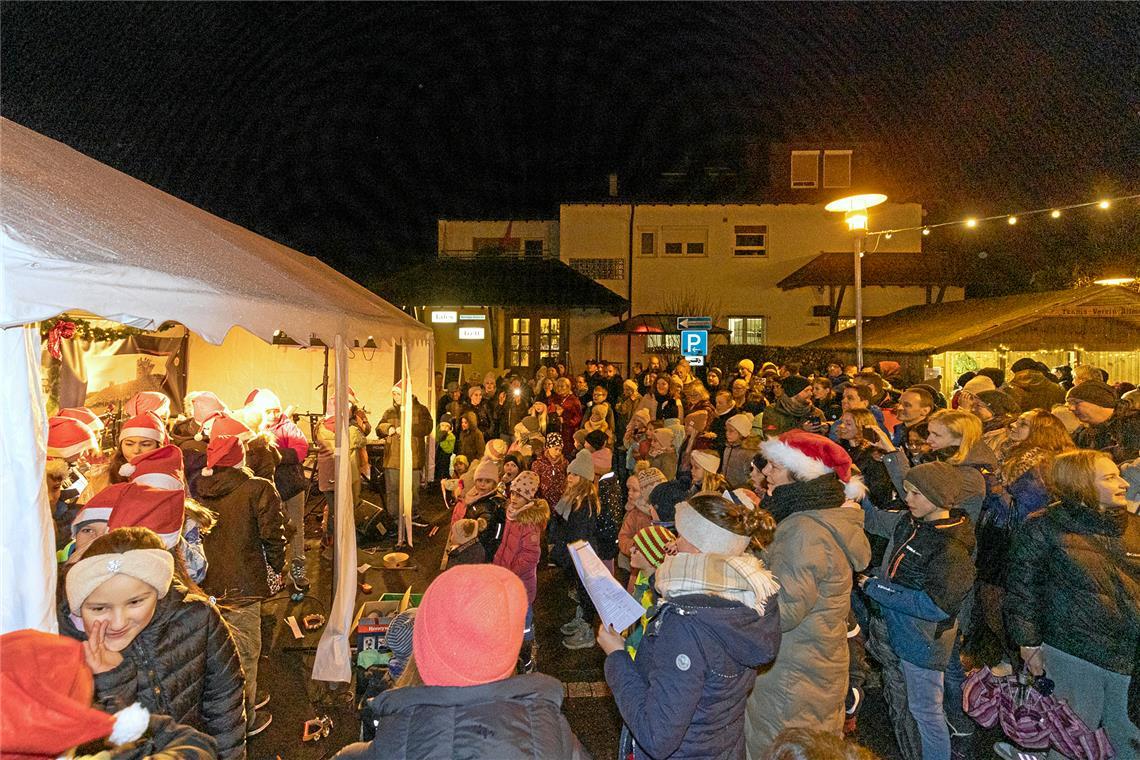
left=618, top=507, right=654, bottom=559
left=170, top=419, right=207, bottom=498
left=746, top=490, right=872, bottom=757
left=1072, top=406, right=1140, bottom=464
left=549, top=392, right=584, bottom=444
left=1005, top=369, right=1066, bottom=412
left=531, top=454, right=567, bottom=505
left=497, top=398, right=530, bottom=439
left=59, top=588, right=246, bottom=759
left=606, top=593, right=780, bottom=760
left=456, top=412, right=486, bottom=463
left=379, top=397, right=434, bottom=470
left=1004, top=499, right=1140, bottom=674
left=268, top=413, right=309, bottom=465
left=465, top=399, right=495, bottom=439
left=597, top=471, right=623, bottom=561
left=243, top=436, right=281, bottom=481
left=91, top=714, right=218, bottom=760
left=447, top=539, right=485, bottom=566
left=465, top=491, right=507, bottom=560
left=550, top=499, right=599, bottom=569
left=336, top=673, right=587, bottom=760
left=197, top=467, right=287, bottom=602
left=861, top=504, right=977, bottom=669
left=847, top=444, right=895, bottom=508
left=720, top=438, right=760, bottom=490
left=493, top=499, right=547, bottom=604
left=315, top=421, right=366, bottom=493
left=760, top=396, right=822, bottom=436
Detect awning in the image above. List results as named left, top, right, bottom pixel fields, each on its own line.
left=777, top=250, right=977, bottom=290
left=594, top=314, right=730, bottom=336
left=800, top=285, right=1140, bottom=354
left=373, top=256, right=629, bottom=315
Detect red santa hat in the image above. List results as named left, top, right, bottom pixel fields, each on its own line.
left=202, top=435, right=245, bottom=476
left=0, top=629, right=150, bottom=758
left=120, top=443, right=185, bottom=490
left=47, top=416, right=99, bottom=460
left=199, top=412, right=253, bottom=442
left=70, top=486, right=119, bottom=535
left=57, top=407, right=105, bottom=433
left=760, top=429, right=867, bottom=501
left=103, top=483, right=186, bottom=548
left=244, top=387, right=282, bottom=412
left=185, top=391, right=227, bottom=425
left=125, top=391, right=171, bottom=419
left=118, top=412, right=168, bottom=445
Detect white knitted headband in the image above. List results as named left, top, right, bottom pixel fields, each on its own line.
left=66, top=548, right=174, bottom=611
left=675, top=502, right=750, bottom=556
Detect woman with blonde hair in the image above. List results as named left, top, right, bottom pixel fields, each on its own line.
left=834, top=408, right=894, bottom=507
left=550, top=449, right=602, bottom=650
left=1004, top=449, right=1139, bottom=759
left=549, top=376, right=583, bottom=445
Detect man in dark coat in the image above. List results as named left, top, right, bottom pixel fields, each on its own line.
left=379, top=386, right=434, bottom=520
left=1068, top=380, right=1140, bottom=463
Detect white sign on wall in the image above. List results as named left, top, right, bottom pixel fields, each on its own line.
left=458, top=326, right=485, bottom=340
left=431, top=310, right=458, bottom=323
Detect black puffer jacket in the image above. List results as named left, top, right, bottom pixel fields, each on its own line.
left=334, top=673, right=588, bottom=760
left=1004, top=499, right=1140, bottom=674
left=1072, top=407, right=1140, bottom=464
left=60, top=588, right=246, bottom=759
left=197, top=466, right=287, bottom=602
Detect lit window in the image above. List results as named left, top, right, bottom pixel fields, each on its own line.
left=510, top=318, right=531, bottom=367
left=823, top=150, right=852, bottom=188
left=640, top=231, right=656, bottom=256
left=835, top=318, right=857, bottom=331
left=733, top=225, right=767, bottom=256
left=791, top=151, right=819, bottom=188
left=728, top=317, right=766, bottom=345
left=646, top=334, right=681, bottom=350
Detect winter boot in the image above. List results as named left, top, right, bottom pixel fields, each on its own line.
left=560, top=607, right=585, bottom=635
left=562, top=624, right=594, bottom=650
left=290, top=557, right=311, bottom=593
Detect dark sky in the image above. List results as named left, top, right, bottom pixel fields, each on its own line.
left=2, top=2, right=1138, bottom=283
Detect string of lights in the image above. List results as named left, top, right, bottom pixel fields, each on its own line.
left=867, top=192, right=1140, bottom=239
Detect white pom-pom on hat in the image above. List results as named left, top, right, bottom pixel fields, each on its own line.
left=108, top=702, right=150, bottom=745
left=200, top=467, right=214, bottom=476
left=118, top=462, right=136, bottom=478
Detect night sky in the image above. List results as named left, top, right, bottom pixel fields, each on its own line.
left=2, top=3, right=1137, bottom=286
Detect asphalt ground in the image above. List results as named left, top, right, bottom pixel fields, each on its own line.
left=247, top=484, right=1004, bottom=759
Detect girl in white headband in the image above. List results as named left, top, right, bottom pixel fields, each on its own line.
left=61, top=527, right=247, bottom=759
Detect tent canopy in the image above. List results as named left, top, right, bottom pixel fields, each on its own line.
left=0, top=117, right=430, bottom=347
left=800, top=285, right=1140, bottom=354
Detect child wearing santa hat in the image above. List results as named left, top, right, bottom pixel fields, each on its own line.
left=169, top=391, right=228, bottom=497
left=196, top=434, right=287, bottom=737
left=46, top=416, right=103, bottom=548
left=0, top=628, right=217, bottom=759
left=125, top=391, right=172, bottom=422
left=58, top=527, right=246, bottom=757
left=107, top=412, right=168, bottom=486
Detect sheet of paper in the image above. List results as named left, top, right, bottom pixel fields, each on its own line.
left=568, top=540, right=645, bottom=632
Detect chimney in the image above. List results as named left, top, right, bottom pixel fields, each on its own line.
left=608, top=173, right=619, bottom=198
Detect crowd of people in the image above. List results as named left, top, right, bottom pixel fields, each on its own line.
left=8, top=352, right=1140, bottom=759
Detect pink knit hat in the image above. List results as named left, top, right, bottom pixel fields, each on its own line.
left=413, top=564, right=526, bottom=687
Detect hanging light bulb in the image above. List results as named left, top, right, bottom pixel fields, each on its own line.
left=1098, top=200, right=1111, bottom=209
left=1051, top=209, right=1061, bottom=219
left=965, top=218, right=978, bottom=228
left=884, top=232, right=893, bottom=240
left=1007, top=216, right=1018, bottom=225
left=921, top=227, right=930, bottom=236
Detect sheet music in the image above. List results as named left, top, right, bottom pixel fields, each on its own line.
left=568, top=540, right=645, bottom=632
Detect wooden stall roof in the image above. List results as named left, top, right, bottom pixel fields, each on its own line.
left=801, top=285, right=1140, bottom=354
left=777, top=251, right=978, bottom=289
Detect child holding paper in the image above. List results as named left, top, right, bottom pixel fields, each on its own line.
left=550, top=449, right=602, bottom=651
left=597, top=493, right=781, bottom=760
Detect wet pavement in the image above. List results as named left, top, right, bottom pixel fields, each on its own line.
left=248, top=484, right=1001, bottom=759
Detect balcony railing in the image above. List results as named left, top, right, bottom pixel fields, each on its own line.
left=438, top=247, right=556, bottom=260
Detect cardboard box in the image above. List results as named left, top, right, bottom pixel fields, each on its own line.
left=353, top=592, right=422, bottom=653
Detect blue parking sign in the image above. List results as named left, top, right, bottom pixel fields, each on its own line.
left=681, top=329, right=707, bottom=357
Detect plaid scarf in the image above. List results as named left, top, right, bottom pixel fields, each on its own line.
left=655, top=552, right=780, bottom=616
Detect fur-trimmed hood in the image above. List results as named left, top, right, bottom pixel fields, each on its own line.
left=508, top=498, right=550, bottom=527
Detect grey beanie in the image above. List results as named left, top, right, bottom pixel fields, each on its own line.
left=904, top=462, right=962, bottom=509
left=567, top=448, right=595, bottom=480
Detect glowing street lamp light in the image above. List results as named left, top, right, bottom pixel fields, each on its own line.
left=825, top=193, right=887, bottom=369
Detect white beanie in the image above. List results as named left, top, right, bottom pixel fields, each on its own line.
left=962, top=376, right=996, bottom=395
left=726, top=413, right=754, bottom=439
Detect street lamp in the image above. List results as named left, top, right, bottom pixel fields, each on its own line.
left=825, top=193, right=887, bottom=369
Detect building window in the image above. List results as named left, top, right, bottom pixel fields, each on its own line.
left=472, top=237, right=520, bottom=255
left=569, top=258, right=625, bottom=280
left=524, top=239, right=544, bottom=257
left=510, top=318, right=531, bottom=367
left=662, top=226, right=708, bottom=257
left=790, top=150, right=819, bottom=188
left=728, top=316, right=767, bottom=345
left=823, top=150, right=852, bottom=188
left=640, top=231, right=656, bottom=256
left=733, top=225, right=767, bottom=256
left=646, top=334, right=681, bottom=350
left=511, top=315, right=564, bottom=367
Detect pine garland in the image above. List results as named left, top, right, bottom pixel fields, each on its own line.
left=39, top=317, right=153, bottom=343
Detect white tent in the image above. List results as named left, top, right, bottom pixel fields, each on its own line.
left=0, top=117, right=433, bottom=682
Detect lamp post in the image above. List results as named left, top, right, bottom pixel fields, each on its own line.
left=825, top=193, right=887, bottom=369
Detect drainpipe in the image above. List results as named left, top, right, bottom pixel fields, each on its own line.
left=626, top=201, right=635, bottom=373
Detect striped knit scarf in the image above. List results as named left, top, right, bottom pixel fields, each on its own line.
left=654, top=552, right=780, bottom=616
